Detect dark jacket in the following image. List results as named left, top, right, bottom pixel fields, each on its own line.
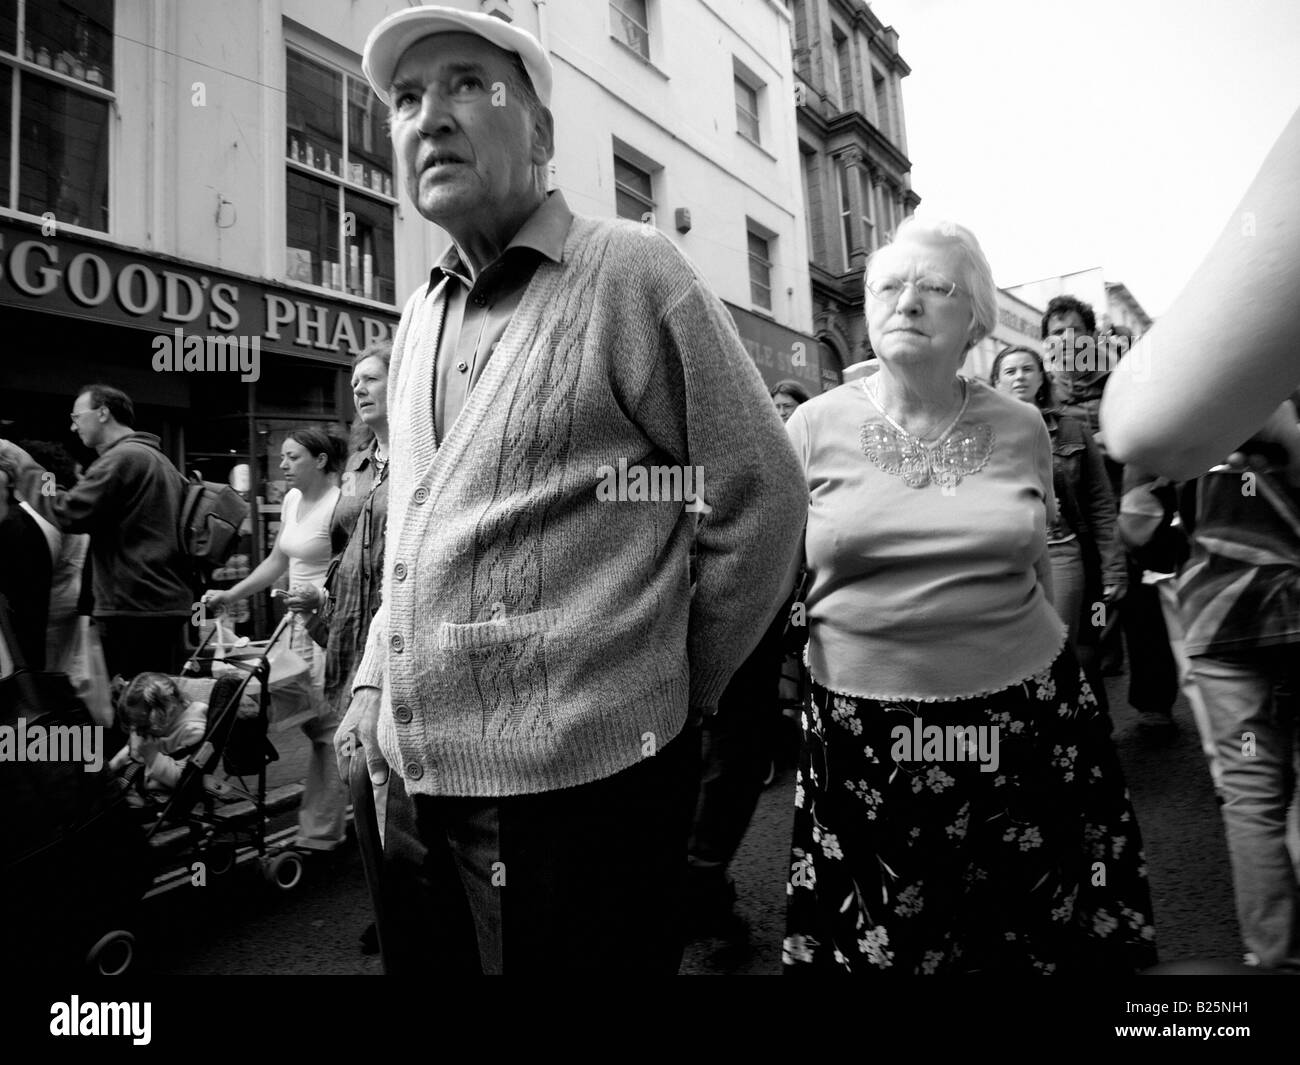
left=14, top=433, right=193, bottom=617
left=1045, top=409, right=1127, bottom=599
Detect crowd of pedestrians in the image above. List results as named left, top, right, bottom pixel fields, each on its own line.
left=2, top=5, right=1297, bottom=978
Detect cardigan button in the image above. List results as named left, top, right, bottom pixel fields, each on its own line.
left=413, top=486, right=429, bottom=504
left=405, top=761, right=423, bottom=780
left=390, top=634, right=405, bottom=653
left=394, top=704, right=413, bottom=724
left=393, top=561, right=407, bottom=580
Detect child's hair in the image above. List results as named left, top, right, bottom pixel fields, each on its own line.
left=117, top=673, right=187, bottom=737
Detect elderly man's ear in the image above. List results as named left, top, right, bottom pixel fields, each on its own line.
left=530, top=107, right=555, bottom=168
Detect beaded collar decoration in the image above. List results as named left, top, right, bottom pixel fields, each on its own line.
left=859, top=377, right=995, bottom=489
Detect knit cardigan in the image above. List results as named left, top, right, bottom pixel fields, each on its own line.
left=353, top=214, right=807, bottom=797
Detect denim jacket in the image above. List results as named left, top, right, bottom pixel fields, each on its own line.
left=1045, top=408, right=1127, bottom=594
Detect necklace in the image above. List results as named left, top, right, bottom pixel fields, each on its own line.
left=858, top=376, right=995, bottom=489
left=862, top=376, right=969, bottom=446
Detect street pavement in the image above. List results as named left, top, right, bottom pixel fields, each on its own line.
left=135, top=671, right=1245, bottom=975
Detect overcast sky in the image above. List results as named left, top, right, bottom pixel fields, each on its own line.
left=866, top=0, right=1300, bottom=318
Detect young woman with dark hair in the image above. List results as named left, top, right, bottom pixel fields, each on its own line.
left=201, top=425, right=348, bottom=854
left=992, top=346, right=1126, bottom=671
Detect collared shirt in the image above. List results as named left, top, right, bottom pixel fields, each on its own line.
left=427, top=191, right=574, bottom=440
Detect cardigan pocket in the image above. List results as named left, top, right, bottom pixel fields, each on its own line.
left=433, top=607, right=570, bottom=650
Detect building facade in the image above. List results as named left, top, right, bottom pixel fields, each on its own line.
left=1, top=0, right=817, bottom=632
left=789, top=0, right=919, bottom=389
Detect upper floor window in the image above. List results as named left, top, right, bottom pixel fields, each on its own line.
left=0, top=0, right=115, bottom=232
left=835, top=158, right=854, bottom=272
left=285, top=47, right=396, bottom=304
left=858, top=169, right=875, bottom=254
left=733, top=59, right=765, bottom=146
left=878, top=183, right=896, bottom=243
left=833, top=26, right=852, bottom=111
left=613, top=148, right=655, bottom=224
left=747, top=224, right=773, bottom=311
left=610, top=0, right=650, bottom=61
left=735, top=76, right=760, bottom=142
left=873, top=69, right=892, bottom=139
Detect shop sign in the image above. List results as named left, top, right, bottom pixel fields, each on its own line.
left=725, top=303, right=824, bottom=393
left=0, top=220, right=395, bottom=366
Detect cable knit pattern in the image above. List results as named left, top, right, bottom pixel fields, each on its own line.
left=353, top=214, right=807, bottom=797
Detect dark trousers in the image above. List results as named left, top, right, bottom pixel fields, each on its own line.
left=98, top=615, right=190, bottom=679
left=689, top=640, right=783, bottom=867
left=1119, top=562, right=1179, bottom=716
left=379, top=725, right=702, bottom=975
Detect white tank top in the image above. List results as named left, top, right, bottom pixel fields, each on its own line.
left=278, top=486, right=339, bottom=589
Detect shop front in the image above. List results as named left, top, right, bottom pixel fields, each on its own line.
left=725, top=302, right=829, bottom=398
left=0, top=216, right=398, bottom=636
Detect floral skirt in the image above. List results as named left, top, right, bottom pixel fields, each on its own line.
left=783, top=648, right=1158, bottom=974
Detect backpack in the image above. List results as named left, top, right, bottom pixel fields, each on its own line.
left=178, top=474, right=249, bottom=568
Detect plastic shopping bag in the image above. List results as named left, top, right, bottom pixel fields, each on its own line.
left=64, top=617, right=113, bottom=728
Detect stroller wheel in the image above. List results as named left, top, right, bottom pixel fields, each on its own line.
left=85, top=930, right=136, bottom=976
left=262, top=850, right=304, bottom=892
left=202, top=840, right=238, bottom=878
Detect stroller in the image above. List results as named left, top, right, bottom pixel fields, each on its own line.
left=1, top=603, right=300, bottom=974
left=140, top=615, right=304, bottom=881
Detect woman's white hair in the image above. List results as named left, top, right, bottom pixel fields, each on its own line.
left=865, top=216, right=998, bottom=352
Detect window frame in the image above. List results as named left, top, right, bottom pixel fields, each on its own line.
left=612, top=140, right=657, bottom=225
left=835, top=157, right=854, bottom=272
left=283, top=43, right=398, bottom=306
left=609, top=0, right=651, bottom=62
left=858, top=168, right=875, bottom=255
left=746, top=221, right=774, bottom=312
left=732, top=58, right=765, bottom=147
left=0, top=0, right=117, bottom=235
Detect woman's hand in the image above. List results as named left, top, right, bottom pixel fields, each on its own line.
left=200, top=589, right=232, bottom=612
left=283, top=584, right=323, bottom=614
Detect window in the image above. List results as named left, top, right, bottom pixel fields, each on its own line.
left=834, top=27, right=852, bottom=111
left=1, top=0, right=114, bottom=231
left=873, top=70, right=892, bottom=139
left=734, top=76, right=760, bottom=143
left=610, top=0, right=649, bottom=60
left=613, top=151, right=654, bottom=223
left=858, top=169, right=875, bottom=254
left=878, top=184, right=896, bottom=243
left=747, top=225, right=773, bottom=311
left=285, top=47, right=395, bottom=304
left=800, top=150, right=817, bottom=257
left=836, top=159, right=854, bottom=271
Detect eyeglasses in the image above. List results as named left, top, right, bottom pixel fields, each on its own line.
left=69, top=407, right=101, bottom=423
left=865, top=275, right=961, bottom=302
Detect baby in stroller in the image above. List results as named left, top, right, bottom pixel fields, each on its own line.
left=108, top=673, right=209, bottom=799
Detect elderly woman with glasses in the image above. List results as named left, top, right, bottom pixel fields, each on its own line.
left=781, top=217, right=1156, bottom=975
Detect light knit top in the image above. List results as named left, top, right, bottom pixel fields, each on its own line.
left=278, top=486, right=340, bottom=589
left=353, top=212, right=806, bottom=798
left=787, top=376, right=1065, bottom=701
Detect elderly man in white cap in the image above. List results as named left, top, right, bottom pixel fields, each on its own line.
left=337, top=4, right=805, bottom=974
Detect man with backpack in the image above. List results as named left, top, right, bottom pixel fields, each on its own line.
left=0, top=384, right=194, bottom=677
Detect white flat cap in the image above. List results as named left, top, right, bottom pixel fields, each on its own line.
left=362, top=4, right=553, bottom=109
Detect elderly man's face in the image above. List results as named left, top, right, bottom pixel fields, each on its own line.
left=388, top=33, right=551, bottom=234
